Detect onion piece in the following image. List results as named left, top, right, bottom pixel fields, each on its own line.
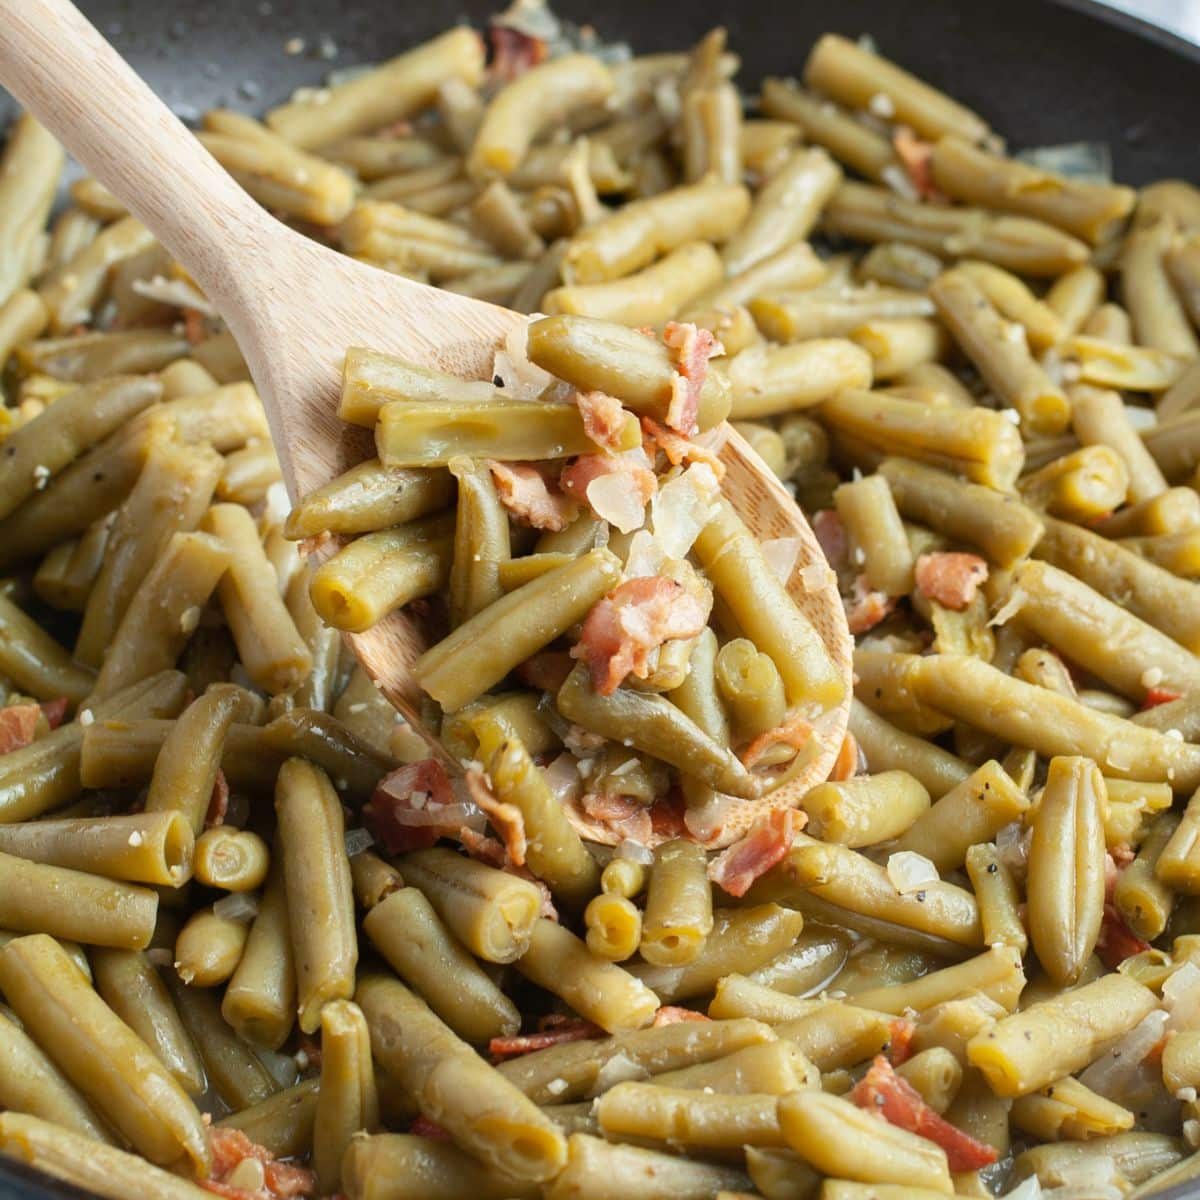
left=886, top=850, right=939, bottom=894
left=213, top=891, right=260, bottom=923
left=760, top=537, right=803, bottom=585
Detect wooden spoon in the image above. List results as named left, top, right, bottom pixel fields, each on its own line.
left=0, top=0, right=851, bottom=844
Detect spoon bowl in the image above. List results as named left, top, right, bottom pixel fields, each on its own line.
left=0, top=0, right=851, bottom=844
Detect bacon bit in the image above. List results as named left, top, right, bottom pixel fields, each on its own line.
left=580, top=791, right=653, bottom=844
left=458, top=825, right=508, bottom=868
left=892, top=127, right=941, bottom=201
left=662, top=322, right=721, bottom=435
left=887, top=1018, right=917, bottom=1067
left=1104, top=853, right=1120, bottom=902
left=363, top=759, right=457, bottom=854
left=515, top=650, right=574, bottom=693
left=577, top=391, right=632, bottom=453
left=1097, top=902, right=1151, bottom=969
left=183, top=308, right=207, bottom=345
left=489, top=461, right=578, bottom=532
left=1142, top=687, right=1184, bottom=710
left=641, top=417, right=725, bottom=479
left=573, top=576, right=709, bottom=696
left=489, top=1020, right=603, bottom=1062
left=204, top=770, right=230, bottom=830
left=561, top=451, right=657, bottom=510
left=297, top=1032, right=322, bottom=1073
left=465, top=769, right=528, bottom=868
left=851, top=1056, right=998, bottom=1171
left=829, top=731, right=859, bottom=782
left=709, top=808, right=801, bottom=897
left=39, top=697, right=69, bottom=730
left=845, top=574, right=898, bottom=635
left=298, top=531, right=334, bottom=558
left=1111, top=843, right=1135, bottom=869
left=914, top=552, right=989, bottom=612
left=812, top=509, right=849, bottom=572
left=0, top=705, right=42, bottom=755
left=489, top=25, right=548, bottom=83
left=205, top=1127, right=316, bottom=1200
left=646, top=1007, right=709, bottom=1029
left=740, top=713, right=813, bottom=770
left=649, top=790, right=688, bottom=840
left=409, top=1115, right=452, bottom=1141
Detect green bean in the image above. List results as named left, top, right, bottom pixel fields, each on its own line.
left=417, top=548, right=621, bottom=712
left=358, top=972, right=566, bottom=1181
left=496, top=1017, right=774, bottom=1104
left=801, top=771, right=931, bottom=848
left=155, top=382, right=269, bottom=451
left=751, top=286, right=934, bottom=342
left=174, top=906, right=249, bottom=987
left=1156, top=788, right=1200, bottom=894
left=654, top=1039, right=817, bottom=1095
left=0, top=117, right=63, bottom=304
left=967, top=974, right=1157, bottom=1096
left=1095, top=488, right=1200, bottom=538
left=584, top=892, right=642, bottom=961
left=778, top=1088, right=952, bottom=1192
left=597, top=1081, right=786, bottom=1150
left=446, top=458, right=511, bottom=626
left=558, top=662, right=759, bottom=799
left=964, top=843, right=1028, bottom=954
left=631, top=904, right=807, bottom=1002
left=1018, top=444, right=1130, bottom=523
left=746, top=1145, right=821, bottom=1200
left=833, top=476, right=913, bottom=597
left=0, top=1113, right=211, bottom=1200
left=1013, top=1132, right=1183, bottom=1191
left=639, top=838, right=714, bottom=967
left=18, top=329, right=188, bottom=382
left=858, top=242, right=945, bottom=292
left=312, top=999, right=379, bottom=1194
left=847, top=700, right=969, bottom=800
left=214, top=1080, right=318, bottom=1161
left=0, top=1004, right=111, bottom=1140
left=1111, top=811, right=1179, bottom=941
left=90, top=948, right=205, bottom=1095
left=1123, top=221, right=1199, bottom=357
left=0, top=589, right=93, bottom=702
left=398, top=846, right=543, bottom=964
left=747, top=927, right=849, bottom=998
left=363, top=883, right=520, bottom=1042
left=714, top=638, right=788, bottom=745
left=222, top=864, right=296, bottom=1051
left=0, top=935, right=209, bottom=1172
left=823, top=182, right=1089, bottom=276
left=1072, top=383, right=1168, bottom=502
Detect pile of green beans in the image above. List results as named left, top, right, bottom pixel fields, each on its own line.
left=3, top=14, right=1200, bottom=1200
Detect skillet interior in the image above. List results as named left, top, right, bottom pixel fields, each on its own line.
left=0, top=0, right=1199, bottom=1197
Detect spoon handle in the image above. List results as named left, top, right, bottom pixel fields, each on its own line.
left=0, top=0, right=271, bottom=306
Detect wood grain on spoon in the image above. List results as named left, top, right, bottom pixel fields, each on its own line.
left=0, top=0, right=851, bottom=841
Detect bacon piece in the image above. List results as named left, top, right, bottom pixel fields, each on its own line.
left=1142, top=687, right=1184, bottom=710
left=845, top=573, right=897, bottom=635
left=205, top=1127, right=317, bottom=1200
left=662, top=322, right=721, bottom=435
left=653, top=1006, right=711, bottom=1027
left=740, top=713, right=813, bottom=770
left=812, top=509, right=849, bottom=572
left=39, top=697, right=69, bottom=730
left=572, top=576, right=709, bottom=696
left=1110, top=843, right=1135, bottom=869
left=850, top=1055, right=998, bottom=1171
left=363, top=759, right=460, bottom=854
left=515, top=650, right=574, bottom=693
left=577, top=390, right=632, bottom=453
left=183, top=308, right=207, bottom=345
left=489, top=1019, right=603, bottom=1062
left=829, top=730, right=860, bottom=782
left=465, top=768, right=528, bottom=868
left=1097, top=901, right=1151, bottom=969
left=0, top=704, right=41, bottom=755
left=409, top=1115, right=453, bottom=1140
left=887, top=1018, right=916, bottom=1067
left=914, top=552, right=989, bottom=611
left=489, top=25, right=548, bottom=83
left=458, top=826, right=508, bottom=868
left=580, top=791, right=653, bottom=844
left=561, top=451, right=657, bottom=532
left=649, top=791, right=688, bottom=840
left=204, top=769, right=230, bottom=830
left=489, top=461, right=578, bottom=532
left=709, top=808, right=801, bottom=897
left=892, top=127, right=941, bottom=201
left=641, top=417, right=725, bottom=479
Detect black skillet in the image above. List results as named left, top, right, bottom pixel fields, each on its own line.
left=0, top=1, right=1198, bottom=1196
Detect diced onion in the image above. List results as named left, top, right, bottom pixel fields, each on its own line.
left=587, top=472, right=646, bottom=534
left=615, top=838, right=654, bottom=865
left=760, top=537, right=802, bottom=585
left=213, top=891, right=260, bottom=923
left=1001, top=1177, right=1042, bottom=1200
left=683, top=792, right=737, bottom=844
left=1015, top=141, right=1112, bottom=184
left=650, top=465, right=717, bottom=560
left=131, top=274, right=214, bottom=316
left=886, top=850, right=939, bottom=894
left=1079, top=1010, right=1168, bottom=1098
left=1163, top=962, right=1200, bottom=1031
left=544, top=753, right=583, bottom=804
left=589, top=1052, right=650, bottom=1095
left=623, top=529, right=665, bottom=579
left=343, top=827, right=375, bottom=857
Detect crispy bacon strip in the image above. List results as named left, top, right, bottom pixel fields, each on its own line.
left=709, top=808, right=801, bottom=897
left=1142, top=687, right=1184, bottom=710
left=576, top=390, right=632, bottom=453
left=740, top=713, right=813, bottom=770
left=662, top=321, right=721, bottom=435
left=1097, top=901, right=1151, bottom=969
left=465, top=768, right=528, bottom=868
left=39, top=697, right=69, bottom=730
left=850, top=1055, right=998, bottom=1171
left=652, top=1006, right=711, bottom=1027
left=914, top=552, right=989, bottom=611
left=0, top=704, right=42, bottom=755
left=641, top=417, right=725, bottom=479
left=892, top=127, right=941, bottom=201
left=204, top=769, right=230, bottom=830
left=489, top=461, right=578, bottom=532
left=580, top=791, right=653, bottom=844
left=363, top=758, right=458, bottom=854
left=572, top=576, right=709, bottom=696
